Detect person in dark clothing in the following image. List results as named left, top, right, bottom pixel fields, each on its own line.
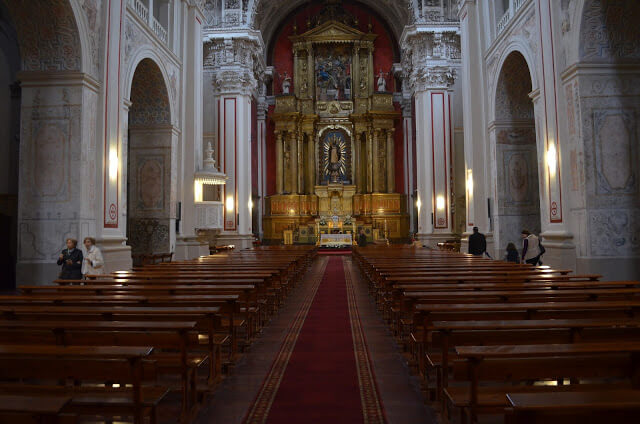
left=505, top=242, right=519, bottom=263
left=358, top=229, right=368, bottom=247
left=468, top=227, right=487, bottom=256
left=57, top=238, right=83, bottom=280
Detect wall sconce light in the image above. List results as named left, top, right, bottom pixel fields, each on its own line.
left=436, top=195, right=446, bottom=211
left=248, top=198, right=254, bottom=210
left=416, top=197, right=422, bottom=212
left=226, top=195, right=234, bottom=212
left=466, top=169, right=473, bottom=196
left=109, top=149, right=118, bottom=182
left=547, top=143, right=557, bottom=177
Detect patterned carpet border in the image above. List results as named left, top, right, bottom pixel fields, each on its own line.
left=242, top=257, right=329, bottom=424
left=343, top=257, right=388, bottom=424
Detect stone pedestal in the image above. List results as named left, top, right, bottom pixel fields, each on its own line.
left=100, top=237, right=133, bottom=273
left=175, top=235, right=210, bottom=260
left=540, top=231, right=577, bottom=272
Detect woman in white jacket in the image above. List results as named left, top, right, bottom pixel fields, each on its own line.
left=82, top=237, right=104, bottom=277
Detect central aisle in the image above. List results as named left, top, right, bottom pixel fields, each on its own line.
left=244, top=256, right=386, bottom=423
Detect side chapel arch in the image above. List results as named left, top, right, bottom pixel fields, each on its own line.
left=493, top=50, right=542, bottom=252
left=126, top=58, right=176, bottom=260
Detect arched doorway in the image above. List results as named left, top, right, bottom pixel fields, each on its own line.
left=0, top=4, right=20, bottom=289
left=127, top=58, right=175, bottom=261
left=493, top=51, right=541, bottom=253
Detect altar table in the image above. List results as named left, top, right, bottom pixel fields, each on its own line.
left=319, top=234, right=353, bottom=247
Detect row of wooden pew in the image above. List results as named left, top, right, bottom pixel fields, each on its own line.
left=353, top=245, right=640, bottom=424
left=0, top=245, right=316, bottom=424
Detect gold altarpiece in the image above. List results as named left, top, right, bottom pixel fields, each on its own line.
left=263, top=19, right=409, bottom=243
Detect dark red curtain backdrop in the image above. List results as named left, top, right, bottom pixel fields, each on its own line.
left=264, top=1, right=405, bottom=196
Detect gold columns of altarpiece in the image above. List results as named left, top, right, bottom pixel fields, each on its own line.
left=264, top=17, right=408, bottom=243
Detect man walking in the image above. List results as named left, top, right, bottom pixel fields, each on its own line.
left=468, top=227, right=487, bottom=256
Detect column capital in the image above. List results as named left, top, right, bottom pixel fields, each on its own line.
left=204, top=31, right=265, bottom=96
left=400, top=25, right=461, bottom=94
left=413, top=66, right=458, bottom=92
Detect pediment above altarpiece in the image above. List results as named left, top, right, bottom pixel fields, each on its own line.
left=289, top=21, right=377, bottom=46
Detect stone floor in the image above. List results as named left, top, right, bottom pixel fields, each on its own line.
left=191, top=256, right=436, bottom=424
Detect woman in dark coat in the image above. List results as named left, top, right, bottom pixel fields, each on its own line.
left=504, top=242, right=520, bottom=264
left=57, top=238, right=83, bottom=280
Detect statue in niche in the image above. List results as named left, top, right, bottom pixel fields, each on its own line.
left=280, top=72, right=291, bottom=95
left=377, top=69, right=388, bottom=92
left=322, top=131, right=349, bottom=184
left=329, top=143, right=341, bottom=167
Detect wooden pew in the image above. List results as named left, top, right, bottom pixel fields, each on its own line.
left=0, top=305, right=226, bottom=387
left=504, top=391, right=640, bottom=424
left=427, top=318, right=640, bottom=404
left=0, top=395, right=76, bottom=424
left=0, top=345, right=166, bottom=424
left=447, top=342, right=640, bottom=424
left=0, top=320, right=202, bottom=420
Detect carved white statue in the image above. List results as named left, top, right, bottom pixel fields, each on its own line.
left=281, top=72, right=292, bottom=95
left=376, top=69, right=388, bottom=92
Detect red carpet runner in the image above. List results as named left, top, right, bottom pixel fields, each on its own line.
left=244, top=256, right=386, bottom=424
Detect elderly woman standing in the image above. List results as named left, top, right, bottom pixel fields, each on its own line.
left=57, top=238, right=84, bottom=280
left=82, top=237, right=104, bottom=277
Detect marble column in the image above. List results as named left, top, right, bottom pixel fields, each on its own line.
left=401, top=23, right=461, bottom=247
left=366, top=130, right=373, bottom=193
left=412, top=82, right=455, bottom=246
left=296, top=131, right=303, bottom=194
left=175, top=2, right=209, bottom=260
left=372, top=129, right=380, bottom=192
left=457, top=0, right=493, bottom=254
left=257, top=100, right=268, bottom=238
left=290, top=131, right=299, bottom=194
left=353, top=134, right=360, bottom=192
left=535, top=0, right=575, bottom=271
left=16, top=73, right=103, bottom=284
left=210, top=32, right=265, bottom=249
left=306, top=133, right=315, bottom=194
left=386, top=128, right=395, bottom=193
left=401, top=101, right=416, bottom=233
left=275, top=131, right=284, bottom=194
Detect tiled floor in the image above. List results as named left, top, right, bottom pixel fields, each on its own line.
left=192, top=256, right=436, bottom=424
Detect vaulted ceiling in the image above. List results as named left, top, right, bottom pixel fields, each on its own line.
left=252, top=0, right=412, bottom=50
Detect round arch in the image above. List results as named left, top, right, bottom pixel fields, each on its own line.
left=126, top=56, right=176, bottom=260
left=124, top=49, right=176, bottom=125
left=67, top=0, right=92, bottom=75
left=488, top=39, right=539, bottom=123
left=491, top=49, right=542, bottom=254
left=254, top=0, right=409, bottom=52
left=2, top=0, right=84, bottom=72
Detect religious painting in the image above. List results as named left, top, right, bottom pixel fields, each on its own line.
left=507, top=153, right=529, bottom=203
left=137, top=156, right=164, bottom=210
left=33, top=121, right=66, bottom=198
left=320, top=129, right=351, bottom=184
left=315, top=44, right=352, bottom=101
